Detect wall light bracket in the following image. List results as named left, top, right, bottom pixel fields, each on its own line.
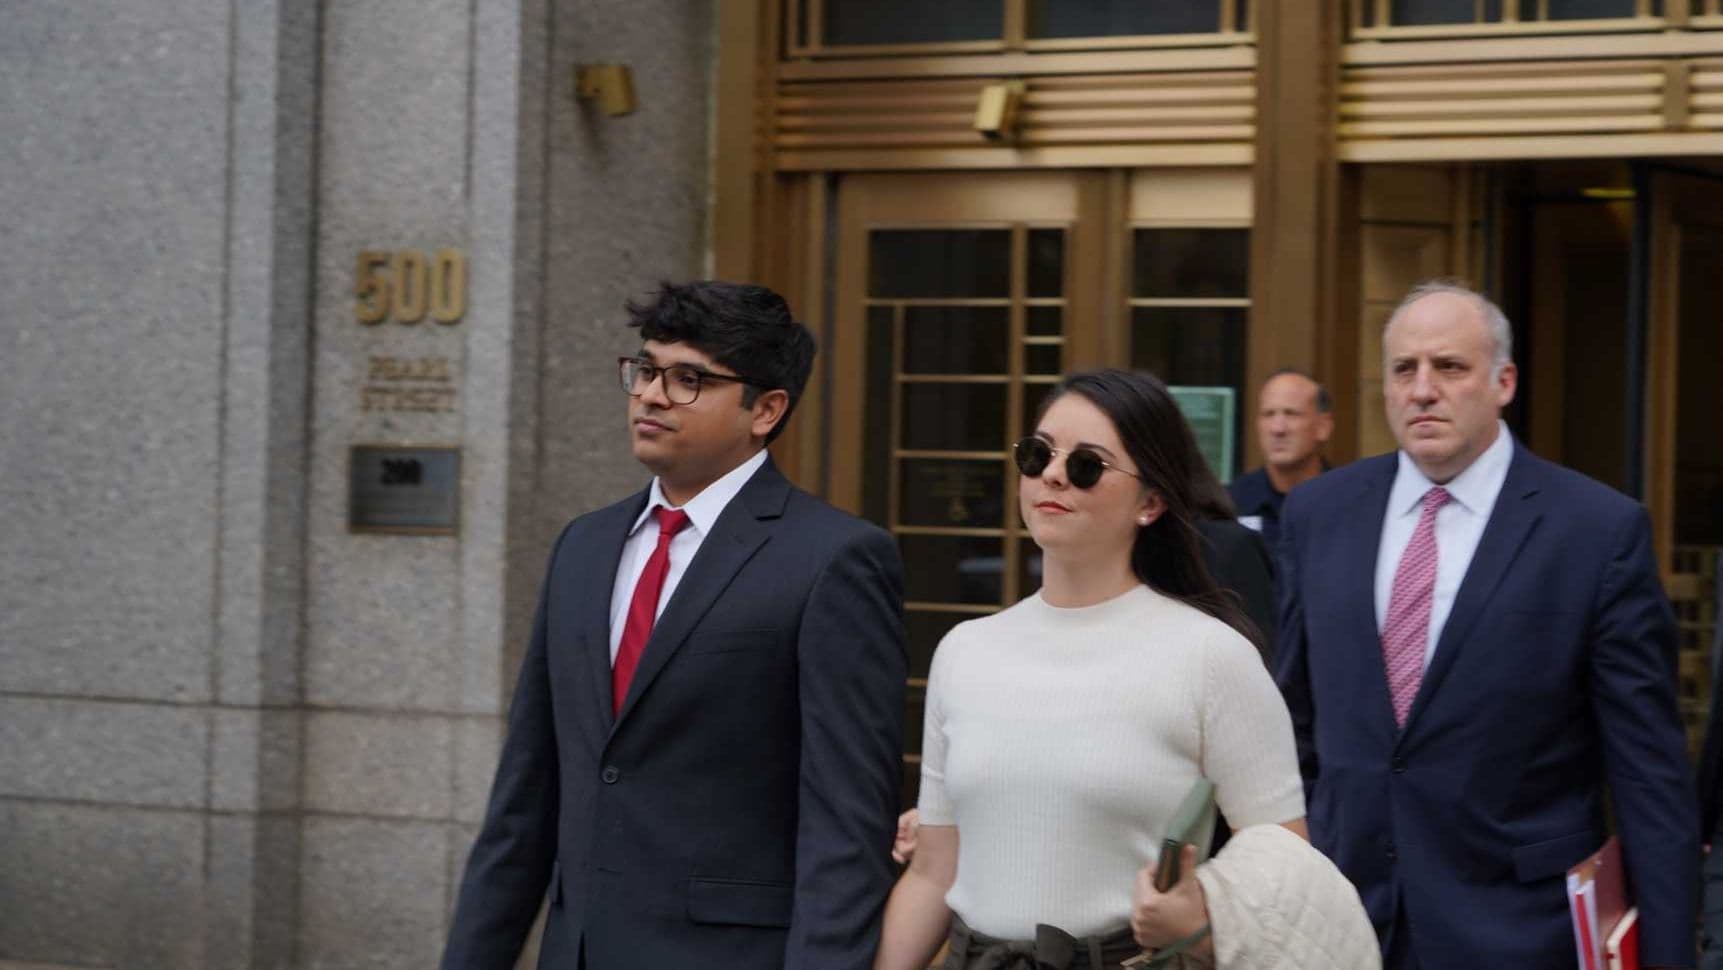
left=575, top=64, right=636, bottom=117
left=974, top=81, right=1026, bottom=142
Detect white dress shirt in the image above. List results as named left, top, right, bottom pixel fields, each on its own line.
left=607, top=449, right=769, bottom=663
left=1374, top=421, right=1514, bottom=668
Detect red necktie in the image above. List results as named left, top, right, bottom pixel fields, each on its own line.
left=1381, top=486, right=1450, bottom=727
left=613, top=507, right=691, bottom=716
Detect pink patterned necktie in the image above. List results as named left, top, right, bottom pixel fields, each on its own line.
left=1382, top=486, right=1451, bottom=727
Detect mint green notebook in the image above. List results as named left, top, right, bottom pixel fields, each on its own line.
left=1153, top=778, right=1216, bottom=891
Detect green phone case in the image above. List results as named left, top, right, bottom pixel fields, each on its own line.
left=1153, top=778, right=1216, bottom=891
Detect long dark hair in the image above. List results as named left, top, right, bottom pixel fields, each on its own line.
left=1040, top=369, right=1262, bottom=650
left=1188, top=456, right=1237, bottom=522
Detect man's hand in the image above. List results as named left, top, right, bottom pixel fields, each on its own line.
left=1131, top=844, right=1213, bottom=954
left=891, top=808, right=919, bottom=865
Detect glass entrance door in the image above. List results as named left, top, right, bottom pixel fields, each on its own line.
left=1470, top=159, right=1721, bottom=757
left=1648, top=168, right=1723, bottom=755
left=828, top=173, right=1106, bottom=804
left=1648, top=169, right=1723, bottom=567
left=823, top=169, right=1251, bottom=804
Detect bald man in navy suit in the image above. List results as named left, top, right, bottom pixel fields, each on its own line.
left=1276, top=282, right=1696, bottom=969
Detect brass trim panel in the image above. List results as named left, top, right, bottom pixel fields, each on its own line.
left=1341, top=131, right=1723, bottom=160
left=779, top=48, right=1256, bottom=81
left=773, top=71, right=1256, bottom=171
left=1339, top=50, right=1723, bottom=159
left=1343, top=29, right=1723, bottom=66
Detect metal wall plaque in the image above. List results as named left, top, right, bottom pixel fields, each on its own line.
left=348, top=445, right=461, bottom=535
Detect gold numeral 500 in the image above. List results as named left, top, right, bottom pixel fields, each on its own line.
left=355, top=248, right=467, bottom=325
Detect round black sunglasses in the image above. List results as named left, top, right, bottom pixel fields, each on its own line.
left=1012, top=436, right=1142, bottom=490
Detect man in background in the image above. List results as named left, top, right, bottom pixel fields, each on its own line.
left=1229, top=368, right=1334, bottom=551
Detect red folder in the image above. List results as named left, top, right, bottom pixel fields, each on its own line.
left=1567, top=837, right=1634, bottom=970
left=1606, top=908, right=1639, bottom=970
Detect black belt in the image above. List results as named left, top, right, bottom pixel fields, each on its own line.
left=944, top=914, right=1143, bottom=970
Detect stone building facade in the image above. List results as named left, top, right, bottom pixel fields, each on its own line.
left=0, top=1, right=712, bottom=965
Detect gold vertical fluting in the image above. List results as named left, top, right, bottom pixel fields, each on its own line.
left=1005, top=0, right=1028, bottom=50
left=1664, top=62, right=1692, bottom=131
left=806, top=0, right=825, bottom=53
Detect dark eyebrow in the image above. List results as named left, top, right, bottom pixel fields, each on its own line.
left=1032, top=430, right=1119, bottom=460
left=638, top=350, right=714, bottom=373
left=1074, top=441, right=1120, bottom=460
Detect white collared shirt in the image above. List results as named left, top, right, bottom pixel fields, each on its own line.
left=1374, top=421, right=1514, bottom=668
left=607, top=449, right=769, bottom=663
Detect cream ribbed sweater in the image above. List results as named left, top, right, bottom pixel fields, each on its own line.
left=917, top=584, right=1305, bottom=940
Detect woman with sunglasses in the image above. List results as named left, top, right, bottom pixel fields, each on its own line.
left=874, top=369, right=1309, bottom=970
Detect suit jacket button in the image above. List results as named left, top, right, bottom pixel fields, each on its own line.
left=601, top=766, right=620, bottom=784
left=1386, top=842, right=1397, bottom=861
left=1391, top=757, right=1406, bottom=773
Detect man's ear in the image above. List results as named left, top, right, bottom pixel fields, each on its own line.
left=749, top=388, right=790, bottom=440
left=1494, top=360, right=1519, bottom=409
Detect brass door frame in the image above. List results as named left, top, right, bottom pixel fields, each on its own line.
left=826, top=171, right=1112, bottom=516
left=825, top=172, right=1112, bottom=804
left=809, top=167, right=1255, bottom=809
left=821, top=168, right=1255, bottom=504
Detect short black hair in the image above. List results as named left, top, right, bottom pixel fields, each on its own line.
left=1264, top=367, right=1332, bottom=414
left=626, top=281, right=817, bottom=444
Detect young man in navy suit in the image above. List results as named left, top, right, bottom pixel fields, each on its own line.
left=1276, top=282, right=1696, bottom=969
left=443, top=281, right=908, bottom=969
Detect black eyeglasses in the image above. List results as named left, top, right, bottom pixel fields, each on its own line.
left=1012, top=436, right=1142, bottom=489
left=618, top=356, right=767, bottom=405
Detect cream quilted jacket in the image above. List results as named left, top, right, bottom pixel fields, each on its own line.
left=1189, top=824, right=1382, bottom=970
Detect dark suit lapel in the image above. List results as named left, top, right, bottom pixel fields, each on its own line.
left=584, top=489, right=650, bottom=733
left=1343, top=458, right=1398, bottom=732
left=611, top=460, right=790, bottom=732
left=1399, top=445, right=1544, bottom=741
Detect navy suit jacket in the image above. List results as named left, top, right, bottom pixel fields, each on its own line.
left=1199, top=517, right=1277, bottom=660
left=1228, top=467, right=1287, bottom=553
left=1275, top=443, right=1696, bottom=968
left=443, top=458, right=908, bottom=970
